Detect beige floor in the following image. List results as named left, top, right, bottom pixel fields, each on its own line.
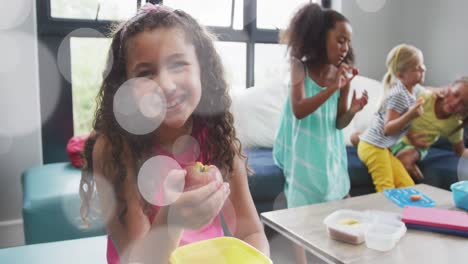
left=269, top=230, right=327, bottom=264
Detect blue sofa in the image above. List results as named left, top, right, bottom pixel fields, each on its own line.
left=22, top=163, right=105, bottom=244
left=246, top=148, right=285, bottom=214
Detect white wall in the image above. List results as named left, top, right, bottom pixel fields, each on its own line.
left=341, top=0, right=403, bottom=82
left=0, top=0, right=42, bottom=228
left=342, top=0, right=468, bottom=86
left=401, top=0, right=468, bottom=86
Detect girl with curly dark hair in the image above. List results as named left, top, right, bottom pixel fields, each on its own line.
left=80, top=4, right=269, bottom=263
left=273, top=3, right=368, bottom=263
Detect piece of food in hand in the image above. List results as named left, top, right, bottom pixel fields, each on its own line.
left=417, top=97, right=426, bottom=105
left=344, top=68, right=359, bottom=79
left=410, top=194, right=422, bottom=201
left=184, top=162, right=222, bottom=190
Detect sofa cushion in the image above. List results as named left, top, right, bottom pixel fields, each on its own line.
left=465, top=128, right=468, bottom=147
left=346, top=146, right=373, bottom=187
left=418, top=148, right=460, bottom=190
left=431, top=137, right=453, bottom=150
left=246, top=148, right=284, bottom=203
left=22, top=163, right=105, bottom=244
left=230, top=81, right=287, bottom=149
left=342, top=76, right=385, bottom=146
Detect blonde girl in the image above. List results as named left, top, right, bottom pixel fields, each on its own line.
left=358, top=44, right=426, bottom=192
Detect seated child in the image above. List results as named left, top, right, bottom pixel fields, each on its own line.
left=391, top=77, right=468, bottom=181
left=357, top=44, right=426, bottom=192
left=352, top=79, right=468, bottom=182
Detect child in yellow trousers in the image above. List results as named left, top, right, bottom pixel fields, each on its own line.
left=358, top=44, right=425, bottom=192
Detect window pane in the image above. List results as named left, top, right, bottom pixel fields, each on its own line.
left=165, top=0, right=238, bottom=27
left=51, top=0, right=137, bottom=21
left=71, top=37, right=111, bottom=135
left=257, top=0, right=314, bottom=29
left=70, top=39, right=246, bottom=135
left=214, top=42, right=246, bottom=89
left=233, top=0, right=244, bottom=30
left=255, top=43, right=289, bottom=88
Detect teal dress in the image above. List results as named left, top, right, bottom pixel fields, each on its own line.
left=273, top=73, right=350, bottom=208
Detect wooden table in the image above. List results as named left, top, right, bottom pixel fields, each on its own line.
left=261, top=184, right=468, bottom=263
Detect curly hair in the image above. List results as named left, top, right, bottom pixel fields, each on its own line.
left=280, top=3, right=354, bottom=68
left=80, top=8, right=246, bottom=226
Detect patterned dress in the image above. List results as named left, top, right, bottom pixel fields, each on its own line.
left=273, top=70, right=350, bottom=207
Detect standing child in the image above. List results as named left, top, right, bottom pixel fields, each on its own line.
left=273, top=3, right=367, bottom=263
left=358, top=44, right=426, bottom=192
left=80, top=4, right=269, bottom=264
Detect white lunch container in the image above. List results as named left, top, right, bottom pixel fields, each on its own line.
left=323, top=209, right=406, bottom=251
left=365, top=217, right=406, bottom=251
left=323, top=209, right=369, bottom=244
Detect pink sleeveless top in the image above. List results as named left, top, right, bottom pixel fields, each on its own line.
left=106, top=121, right=224, bottom=263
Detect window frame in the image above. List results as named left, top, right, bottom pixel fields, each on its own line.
left=37, top=0, right=329, bottom=163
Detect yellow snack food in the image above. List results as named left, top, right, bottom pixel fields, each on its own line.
left=338, top=218, right=360, bottom=225
left=193, top=161, right=209, bottom=172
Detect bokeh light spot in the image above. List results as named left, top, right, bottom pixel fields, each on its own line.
left=137, top=155, right=184, bottom=206
left=172, top=135, right=201, bottom=165
left=113, top=78, right=167, bottom=135
left=0, top=0, right=32, bottom=30
left=57, top=28, right=112, bottom=83
left=356, top=0, right=386, bottom=13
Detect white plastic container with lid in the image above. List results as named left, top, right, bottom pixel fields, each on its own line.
left=364, top=218, right=406, bottom=251
left=323, top=209, right=406, bottom=250
left=323, top=209, right=369, bottom=244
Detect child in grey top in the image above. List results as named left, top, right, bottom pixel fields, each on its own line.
left=360, top=80, right=419, bottom=148
left=357, top=44, right=425, bottom=192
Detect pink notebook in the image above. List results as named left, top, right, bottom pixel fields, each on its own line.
left=402, top=206, right=468, bottom=231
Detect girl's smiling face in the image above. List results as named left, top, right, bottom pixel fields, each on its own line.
left=326, top=21, right=352, bottom=66
left=125, top=27, right=202, bottom=129
left=442, top=82, right=468, bottom=115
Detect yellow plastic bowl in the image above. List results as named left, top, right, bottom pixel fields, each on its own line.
left=170, top=237, right=272, bottom=264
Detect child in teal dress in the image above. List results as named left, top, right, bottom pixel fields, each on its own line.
left=273, top=3, right=368, bottom=263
